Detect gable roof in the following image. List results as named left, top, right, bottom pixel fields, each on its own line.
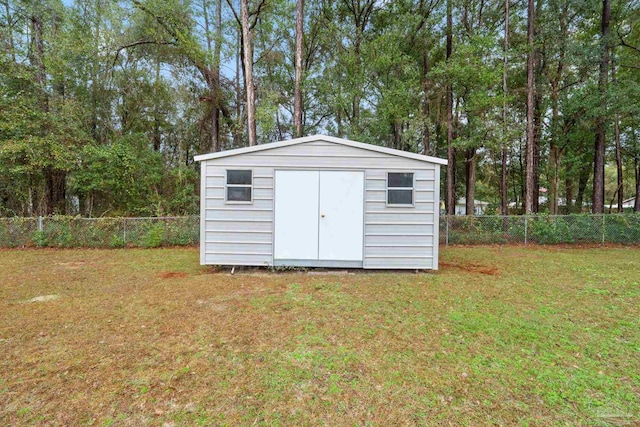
left=193, top=134, right=448, bottom=165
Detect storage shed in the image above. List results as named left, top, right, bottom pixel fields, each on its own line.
left=194, top=135, right=447, bottom=270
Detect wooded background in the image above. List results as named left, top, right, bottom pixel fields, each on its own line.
left=1, top=0, right=639, bottom=217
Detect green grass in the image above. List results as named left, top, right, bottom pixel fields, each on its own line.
left=0, top=246, right=638, bottom=426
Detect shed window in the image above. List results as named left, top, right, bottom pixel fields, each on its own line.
left=226, top=170, right=252, bottom=202
left=387, top=172, right=414, bottom=205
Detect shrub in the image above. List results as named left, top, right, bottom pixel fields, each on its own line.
left=110, top=235, right=125, bottom=248
left=142, top=223, right=165, bottom=248
left=32, top=230, right=48, bottom=247
left=529, top=215, right=574, bottom=244
left=164, top=217, right=198, bottom=245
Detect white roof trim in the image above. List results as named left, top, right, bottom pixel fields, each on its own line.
left=193, top=134, right=448, bottom=165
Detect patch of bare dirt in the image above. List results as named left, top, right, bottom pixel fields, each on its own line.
left=158, top=271, right=188, bottom=279
left=439, top=261, right=500, bottom=275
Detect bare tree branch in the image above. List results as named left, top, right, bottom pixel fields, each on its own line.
left=617, top=28, right=640, bottom=55
left=249, top=0, right=267, bottom=30
left=224, top=0, right=267, bottom=30
left=225, top=0, right=241, bottom=25
left=112, top=39, right=176, bottom=67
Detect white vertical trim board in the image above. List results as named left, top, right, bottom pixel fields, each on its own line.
left=433, top=164, right=441, bottom=270
left=199, top=161, right=207, bottom=265
left=362, top=169, right=368, bottom=268
left=270, top=167, right=276, bottom=266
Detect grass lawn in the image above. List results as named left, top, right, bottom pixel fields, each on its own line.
left=0, top=247, right=638, bottom=426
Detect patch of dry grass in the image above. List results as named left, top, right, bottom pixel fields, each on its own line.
left=0, top=247, right=638, bottom=426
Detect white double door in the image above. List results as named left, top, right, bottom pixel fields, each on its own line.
left=274, top=170, right=364, bottom=261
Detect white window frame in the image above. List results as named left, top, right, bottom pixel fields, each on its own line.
left=225, top=169, right=253, bottom=204
left=386, top=172, right=415, bottom=207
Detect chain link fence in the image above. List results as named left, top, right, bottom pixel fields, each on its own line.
left=0, top=214, right=639, bottom=248
left=440, top=214, right=640, bottom=245
left=0, top=216, right=199, bottom=248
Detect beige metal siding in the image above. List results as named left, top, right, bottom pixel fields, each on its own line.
left=363, top=168, right=436, bottom=269
left=201, top=140, right=440, bottom=269
left=202, top=164, right=273, bottom=266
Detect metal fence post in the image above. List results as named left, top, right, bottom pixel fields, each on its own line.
left=524, top=215, right=528, bottom=246
left=445, top=216, right=449, bottom=246
left=602, top=214, right=605, bottom=245
left=123, top=218, right=127, bottom=245
left=38, top=216, right=43, bottom=232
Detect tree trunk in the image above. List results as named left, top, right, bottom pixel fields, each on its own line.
left=635, top=158, right=640, bottom=212
left=43, top=167, right=67, bottom=215
left=524, top=0, right=535, bottom=214
left=352, top=18, right=362, bottom=136
left=391, top=121, right=401, bottom=150
left=465, top=148, right=476, bottom=216
left=500, top=148, right=508, bottom=215
left=549, top=47, right=566, bottom=216
left=500, top=0, right=509, bottom=216
left=634, top=130, right=640, bottom=212
left=30, top=15, right=48, bottom=112
left=549, top=144, right=561, bottom=214
left=531, top=0, right=544, bottom=214
left=234, top=25, right=243, bottom=147
left=153, top=56, right=162, bottom=151
left=612, top=56, right=623, bottom=212
left=445, top=0, right=455, bottom=215
left=533, top=95, right=542, bottom=213
left=203, top=0, right=213, bottom=58
left=275, top=108, right=284, bottom=140
left=422, top=50, right=431, bottom=155
left=593, top=0, right=610, bottom=214
left=549, top=76, right=562, bottom=214
left=31, top=13, right=65, bottom=215
left=576, top=167, right=590, bottom=212
left=212, top=0, right=222, bottom=151
left=293, top=0, right=304, bottom=138
left=514, top=139, right=523, bottom=209
left=633, top=132, right=640, bottom=212
left=240, top=0, right=257, bottom=146
left=565, top=176, right=573, bottom=214
left=201, top=0, right=222, bottom=152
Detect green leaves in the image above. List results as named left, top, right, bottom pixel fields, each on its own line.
left=1, top=0, right=640, bottom=216
left=70, top=134, right=163, bottom=216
